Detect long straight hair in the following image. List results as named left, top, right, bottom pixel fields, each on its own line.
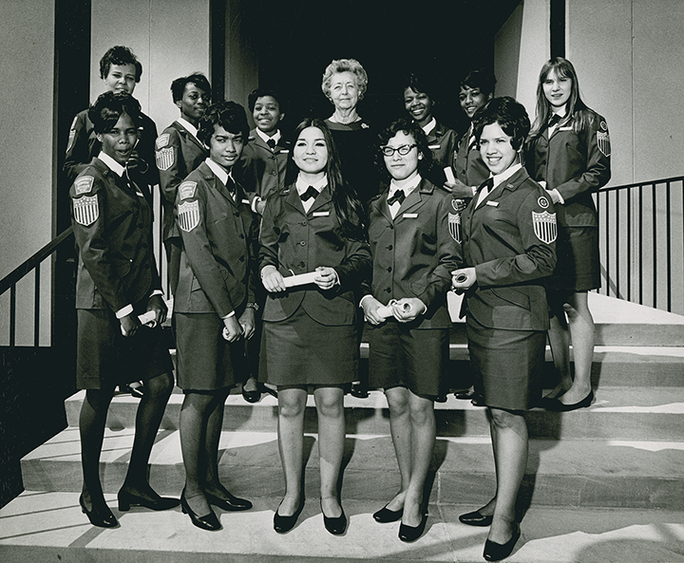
left=529, top=57, right=596, bottom=140
left=288, top=118, right=366, bottom=240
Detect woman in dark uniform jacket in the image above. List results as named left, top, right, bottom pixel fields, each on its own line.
left=259, top=118, right=371, bottom=535
left=361, top=118, right=459, bottom=543
left=525, top=57, right=611, bottom=411
left=403, top=72, right=458, bottom=188
left=69, top=92, right=177, bottom=528
left=174, top=102, right=256, bottom=530
left=452, top=97, right=557, bottom=561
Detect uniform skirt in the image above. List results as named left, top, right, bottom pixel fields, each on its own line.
left=550, top=225, right=600, bottom=291
left=367, top=320, right=448, bottom=398
left=76, top=305, right=173, bottom=390
left=175, top=312, right=246, bottom=391
left=259, top=305, right=358, bottom=387
left=466, top=316, right=545, bottom=411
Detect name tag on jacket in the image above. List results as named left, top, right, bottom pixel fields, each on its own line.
left=312, top=211, right=330, bottom=217
left=402, top=213, right=418, bottom=219
left=486, top=201, right=499, bottom=207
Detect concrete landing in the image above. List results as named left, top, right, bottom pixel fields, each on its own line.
left=1, top=491, right=683, bottom=563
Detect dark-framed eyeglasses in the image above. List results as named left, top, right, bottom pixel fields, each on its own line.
left=380, top=144, right=417, bottom=157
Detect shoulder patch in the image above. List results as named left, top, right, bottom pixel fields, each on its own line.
left=532, top=211, right=557, bottom=244
left=597, top=128, right=611, bottom=157
left=448, top=212, right=462, bottom=243
left=179, top=181, right=197, bottom=200
left=74, top=176, right=94, bottom=195
left=537, top=196, right=550, bottom=209
left=73, top=194, right=99, bottom=226
left=178, top=200, right=200, bottom=232
left=156, top=146, right=175, bottom=171
left=155, top=134, right=171, bottom=149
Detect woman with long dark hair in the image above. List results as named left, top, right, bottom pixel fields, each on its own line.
left=259, top=118, right=371, bottom=535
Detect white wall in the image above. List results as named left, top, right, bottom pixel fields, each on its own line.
left=0, top=0, right=55, bottom=345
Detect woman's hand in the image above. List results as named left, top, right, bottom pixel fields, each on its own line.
left=261, top=265, right=286, bottom=293
left=391, top=298, right=425, bottom=323
left=360, top=296, right=385, bottom=325
left=313, top=266, right=338, bottom=291
left=147, top=294, right=168, bottom=325
left=445, top=179, right=474, bottom=200
left=452, top=268, right=477, bottom=291
left=222, top=315, right=243, bottom=342
left=238, top=308, right=256, bottom=340
left=120, top=312, right=141, bottom=337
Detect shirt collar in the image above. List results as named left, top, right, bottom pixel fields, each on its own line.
left=205, top=158, right=232, bottom=186
left=256, top=128, right=281, bottom=145
left=491, top=163, right=522, bottom=190
left=421, top=117, right=437, bottom=136
left=296, top=173, right=327, bottom=195
left=389, top=173, right=422, bottom=198
left=97, top=152, right=125, bottom=177
left=177, top=117, right=199, bottom=139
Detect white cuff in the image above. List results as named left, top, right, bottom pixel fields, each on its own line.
left=115, top=304, right=133, bottom=319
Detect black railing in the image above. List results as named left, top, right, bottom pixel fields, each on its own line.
left=0, top=226, right=74, bottom=346
left=596, top=175, right=684, bottom=315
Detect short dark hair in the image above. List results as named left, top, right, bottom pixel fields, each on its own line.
left=197, top=101, right=250, bottom=145
left=403, top=72, right=438, bottom=98
left=473, top=96, right=530, bottom=151
left=247, top=88, right=286, bottom=113
left=170, top=73, right=212, bottom=103
left=376, top=117, right=433, bottom=177
left=99, top=46, right=143, bottom=82
left=460, top=68, right=497, bottom=97
left=88, top=91, right=142, bottom=134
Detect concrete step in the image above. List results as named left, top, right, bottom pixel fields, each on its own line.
left=1, top=492, right=683, bottom=563
left=21, top=426, right=684, bottom=510
left=64, top=387, right=684, bottom=441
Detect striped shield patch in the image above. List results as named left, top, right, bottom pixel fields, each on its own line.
left=597, top=131, right=611, bottom=157
left=178, top=200, right=200, bottom=232
left=448, top=212, right=462, bottom=243
left=73, top=195, right=99, bottom=226
left=532, top=211, right=557, bottom=244
left=155, top=146, right=175, bottom=171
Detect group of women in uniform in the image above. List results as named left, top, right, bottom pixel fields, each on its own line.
left=68, top=51, right=610, bottom=562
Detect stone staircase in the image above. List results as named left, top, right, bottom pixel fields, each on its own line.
left=1, top=293, right=684, bottom=562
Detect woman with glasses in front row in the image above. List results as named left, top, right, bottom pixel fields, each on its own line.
left=361, top=118, right=459, bottom=543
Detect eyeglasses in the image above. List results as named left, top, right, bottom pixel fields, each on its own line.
left=380, top=144, right=417, bottom=157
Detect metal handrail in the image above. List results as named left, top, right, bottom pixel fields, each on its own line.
left=596, top=175, right=684, bottom=314
left=0, top=226, right=74, bottom=346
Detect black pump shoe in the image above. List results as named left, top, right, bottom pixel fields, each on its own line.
left=398, top=512, right=427, bottom=543
left=117, top=487, right=179, bottom=511
left=373, top=504, right=403, bottom=523
left=543, top=390, right=594, bottom=412
left=274, top=498, right=304, bottom=534
left=180, top=490, right=221, bottom=531
left=483, top=523, right=520, bottom=561
left=79, top=494, right=118, bottom=528
left=321, top=501, right=347, bottom=535
left=205, top=490, right=252, bottom=511
left=459, top=509, right=493, bottom=527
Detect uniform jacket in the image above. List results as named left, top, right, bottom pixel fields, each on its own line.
left=173, top=162, right=258, bottom=317
left=64, top=106, right=160, bottom=190
left=361, top=178, right=459, bottom=329
left=459, top=167, right=557, bottom=331
left=425, top=121, right=458, bottom=187
left=70, top=158, right=160, bottom=312
left=452, top=127, right=490, bottom=187
left=236, top=128, right=290, bottom=203
left=155, top=120, right=208, bottom=241
left=258, top=185, right=371, bottom=326
left=525, top=111, right=611, bottom=228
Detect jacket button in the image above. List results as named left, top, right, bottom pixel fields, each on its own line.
left=299, top=262, right=305, bottom=268
left=385, top=288, right=391, bottom=293
left=300, top=241, right=306, bottom=246
left=239, top=234, right=244, bottom=239
left=301, top=221, right=307, bottom=226
left=387, top=267, right=392, bottom=272
left=239, top=255, right=245, bottom=262
left=235, top=212, right=240, bottom=217
left=387, top=245, right=393, bottom=250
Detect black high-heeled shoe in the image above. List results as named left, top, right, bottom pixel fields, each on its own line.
left=79, top=494, right=118, bottom=528
left=205, top=488, right=252, bottom=511
left=273, top=498, right=304, bottom=534
left=321, top=500, right=347, bottom=535
left=398, top=511, right=428, bottom=543
left=483, top=523, right=520, bottom=561
left=459, top=509, right=493, bottom=527
left=117, top=487, right=179, bottom=511
left=372, top=504, right=403, bottom=523
left=180, top=490, right=221, bottom=531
